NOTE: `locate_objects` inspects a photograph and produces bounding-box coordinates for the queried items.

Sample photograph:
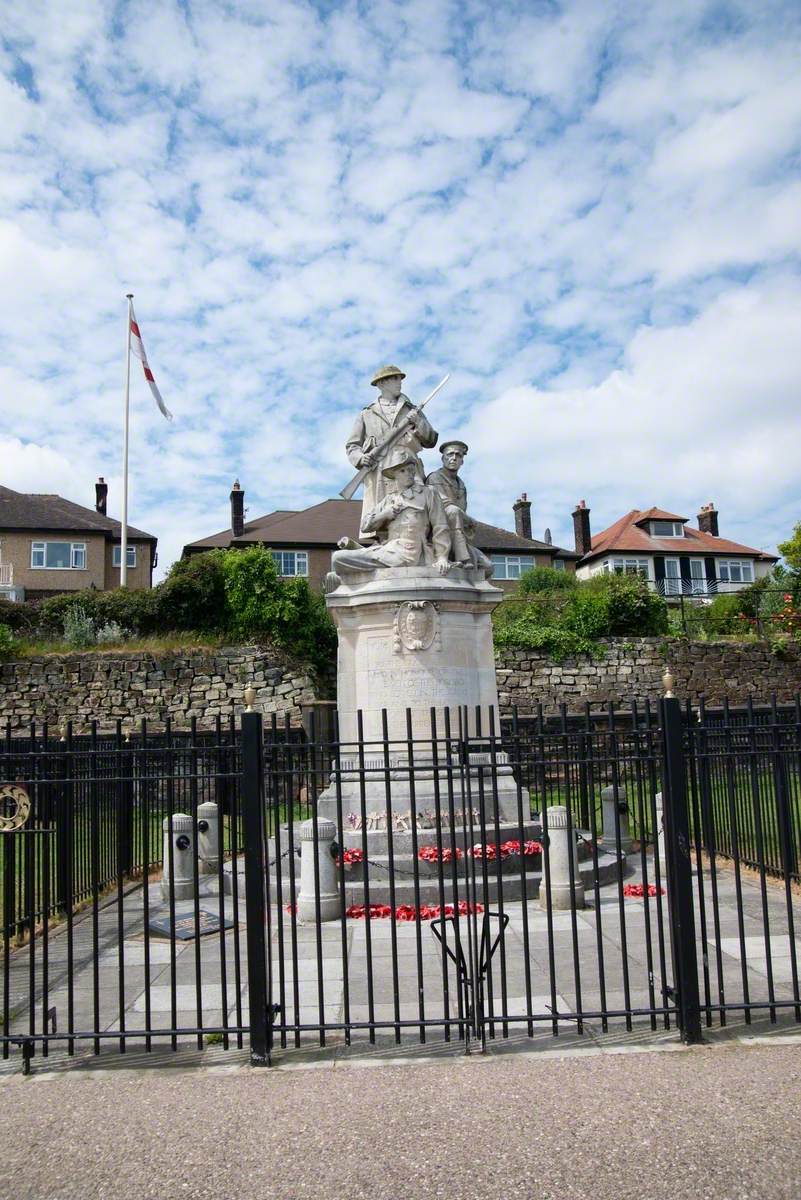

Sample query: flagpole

[121,293,133,588]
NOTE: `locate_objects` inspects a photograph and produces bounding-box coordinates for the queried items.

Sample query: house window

[552,558,566,571]
[651,521,685,537]
[271,550,308,577]
[113,545,137,568]
[605,558,649,577]
[717,561,754,585]
[30,541,87,570]
[690,560,706,593]
[664,559,681,595]
[490,555,535,580]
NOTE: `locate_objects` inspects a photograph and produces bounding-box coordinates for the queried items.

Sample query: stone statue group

[327,364,491,588]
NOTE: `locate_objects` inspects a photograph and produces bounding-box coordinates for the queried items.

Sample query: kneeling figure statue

[329,452,451,586]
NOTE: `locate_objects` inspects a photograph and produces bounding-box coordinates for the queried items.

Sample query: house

[572,501,778,596]
[183,483,578,593]
[0,479,157,601]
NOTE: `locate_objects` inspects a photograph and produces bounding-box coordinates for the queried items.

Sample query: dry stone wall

[495,638,801,713]
[0,645,324,730]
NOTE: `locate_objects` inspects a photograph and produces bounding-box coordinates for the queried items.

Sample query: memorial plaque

[148,908,235,941]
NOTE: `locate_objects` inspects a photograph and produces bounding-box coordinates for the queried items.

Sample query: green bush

[0,598,41,635]
[155,552,228,633]
[62,604,96,649]
[493,609,600,661]
[495,569,668,657]
[705,593,751,636]
[0,623,15,658]
[517,566,577,595]
[222,546,336,669]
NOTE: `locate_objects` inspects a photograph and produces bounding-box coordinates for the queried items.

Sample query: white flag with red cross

[129,303,172,421]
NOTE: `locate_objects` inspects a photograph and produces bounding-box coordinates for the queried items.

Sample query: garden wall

[0,645,327,730]
[495,638,801,713]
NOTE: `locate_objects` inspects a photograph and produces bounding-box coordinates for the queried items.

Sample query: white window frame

[271,550,309,578]
[30,540,87,570]
[651,520,685,538]
[608,557,650,578]
[717,560,754,585]
[490,554,536,580]
[113,545,137,569]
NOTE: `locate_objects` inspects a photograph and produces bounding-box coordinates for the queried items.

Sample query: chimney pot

[95,477,108,516]
[230,479,244,538]
[513,493,532,540]
[697,503,719,537]
[572,501,592,557]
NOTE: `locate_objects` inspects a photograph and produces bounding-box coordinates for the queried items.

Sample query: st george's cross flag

[129,303,173,421]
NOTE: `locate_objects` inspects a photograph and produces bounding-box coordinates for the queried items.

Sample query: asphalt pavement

[2,1033,800,1200]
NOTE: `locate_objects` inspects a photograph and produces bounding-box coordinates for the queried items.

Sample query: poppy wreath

[468,840,543,860]
[345,900,483,921]
[418,845,464,863]
[622,883,665,898]
[336,848,365,869]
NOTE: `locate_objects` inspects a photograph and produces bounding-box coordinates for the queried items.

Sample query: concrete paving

[4,853,801,1067]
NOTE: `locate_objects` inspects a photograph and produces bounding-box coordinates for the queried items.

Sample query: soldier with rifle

[343,365,446,541]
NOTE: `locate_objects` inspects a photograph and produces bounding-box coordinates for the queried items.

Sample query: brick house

[572,501,778,595]
[0,479,157,601]
[183,483,578,593]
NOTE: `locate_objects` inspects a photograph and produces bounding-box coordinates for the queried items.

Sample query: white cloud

[0,0,799,578]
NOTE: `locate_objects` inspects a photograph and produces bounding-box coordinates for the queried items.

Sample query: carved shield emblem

[394,601,439,653]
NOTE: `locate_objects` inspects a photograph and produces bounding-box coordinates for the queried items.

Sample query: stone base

[223,827,626,908]
[325,564,507,745]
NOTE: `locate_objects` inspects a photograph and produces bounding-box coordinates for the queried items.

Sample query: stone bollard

[197,801,220,875]
[161,813,195,901]
[298,817,340,922]
[540,805,585,910]
[600,785,633,855]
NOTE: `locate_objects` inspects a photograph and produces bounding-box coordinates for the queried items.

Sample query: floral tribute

[336,848,364,868]
[418,845,463,863]
[345,900,483,921]
[468,840,543,860]
[622,883,665,898]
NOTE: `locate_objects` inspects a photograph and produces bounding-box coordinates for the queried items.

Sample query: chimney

[230,479,244,538]
[513,493,532,540]
[543,528,552,545]
[95,477,108,516]
[697,503,719,537]
[572,500,592,557]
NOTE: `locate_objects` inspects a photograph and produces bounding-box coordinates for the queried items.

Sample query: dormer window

[651,520,684,538]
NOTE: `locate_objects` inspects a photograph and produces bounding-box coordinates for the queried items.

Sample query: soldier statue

[328,451,451,585]
[345,365,438,541]
[426,441,492,572]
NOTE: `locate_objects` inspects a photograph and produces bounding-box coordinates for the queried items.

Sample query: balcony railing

[0,564,13,586]
[649,578,752,599]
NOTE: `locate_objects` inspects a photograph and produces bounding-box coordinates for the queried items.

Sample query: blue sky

[1,0,800,576]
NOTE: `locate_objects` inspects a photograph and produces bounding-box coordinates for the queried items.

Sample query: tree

[778,521,801,572]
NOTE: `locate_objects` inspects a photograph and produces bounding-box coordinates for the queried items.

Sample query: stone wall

[0,644,327,730]
[495,638,801,713]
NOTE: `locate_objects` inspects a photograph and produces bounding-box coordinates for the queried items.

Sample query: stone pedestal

[298,818,340,921]
[600,785,633,855]
[317,565,520,824]
[161,813,195,901]
[540,805,585,910]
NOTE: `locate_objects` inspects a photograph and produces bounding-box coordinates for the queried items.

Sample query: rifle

[339,373,450,501]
